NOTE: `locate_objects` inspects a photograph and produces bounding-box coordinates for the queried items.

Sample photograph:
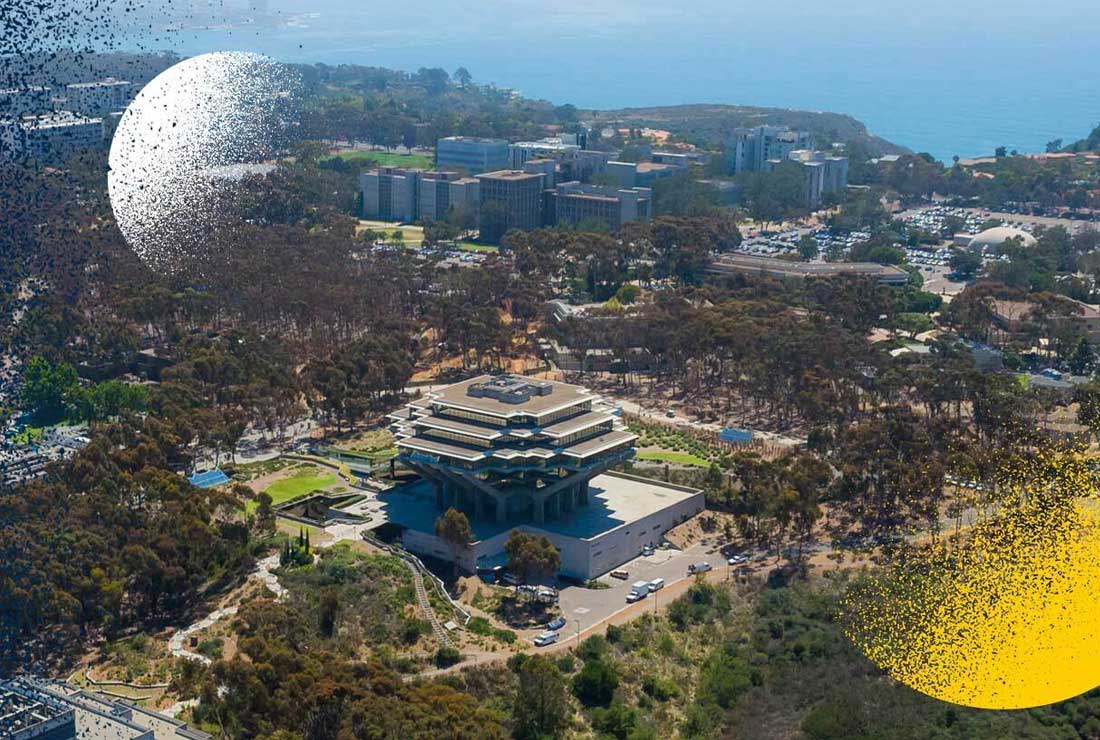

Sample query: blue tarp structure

[189,468,230,488]
[719,427,754,445]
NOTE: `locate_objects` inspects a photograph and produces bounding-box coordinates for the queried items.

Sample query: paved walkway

[167,553,287,664]
[167,606,240,666]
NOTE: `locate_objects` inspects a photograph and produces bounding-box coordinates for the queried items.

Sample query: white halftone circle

[108,52,297,272]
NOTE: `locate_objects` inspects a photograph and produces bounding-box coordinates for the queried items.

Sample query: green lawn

[455,241,499,253]
[12,425,45,445]
[328,150,434,169]
[636,451,711,467]
[358,221,425,246]
[250,468,337,513]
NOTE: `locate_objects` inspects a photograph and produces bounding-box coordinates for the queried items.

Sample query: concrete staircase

[407,560,452,648]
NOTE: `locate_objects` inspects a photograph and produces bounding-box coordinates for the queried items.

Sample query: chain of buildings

[363,126,848,237]
[728,125,850,207]
[0,78,137,160]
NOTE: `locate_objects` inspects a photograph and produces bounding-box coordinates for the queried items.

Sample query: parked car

[726,554,747,565]
[626,580,650,603]
[642,544,655,556]
[648,578,665,592]
[610,569,629,580]
[546,616,567,631]
[502,573,521,586]
[533,631,559,647]
[688,561,712,575]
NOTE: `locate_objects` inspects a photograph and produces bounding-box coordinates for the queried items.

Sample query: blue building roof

[189,468,230,488]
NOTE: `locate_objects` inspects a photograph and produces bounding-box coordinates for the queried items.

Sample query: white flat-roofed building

[1,112,104,159]
[0,86,53,118]
[64,78,135,117]
[728,125,812,174]
[549,181,652,231]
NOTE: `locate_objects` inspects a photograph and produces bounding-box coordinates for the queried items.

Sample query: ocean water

[127,0,1100,163]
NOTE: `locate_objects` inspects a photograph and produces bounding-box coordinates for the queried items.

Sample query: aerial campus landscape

[7,2,1100,739]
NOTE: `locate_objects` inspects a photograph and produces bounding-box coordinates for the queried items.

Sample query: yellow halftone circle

[846,498,1100,709]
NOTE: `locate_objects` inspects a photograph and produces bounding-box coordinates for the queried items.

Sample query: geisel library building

[383,374,704,580]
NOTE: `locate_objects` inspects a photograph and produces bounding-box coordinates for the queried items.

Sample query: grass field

[455,241,499,253]
[636,451,711,467]
[358,220,425,246]
[328,150,434,169]
[249,468,338,513]
[11,425,45,445]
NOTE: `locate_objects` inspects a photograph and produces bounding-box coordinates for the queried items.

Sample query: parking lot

[547,542,719,641]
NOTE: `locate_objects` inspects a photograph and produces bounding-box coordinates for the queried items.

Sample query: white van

[688,561,712,575]
[648,578,665,592]
[626,581,650,602]
[533,631,559,647]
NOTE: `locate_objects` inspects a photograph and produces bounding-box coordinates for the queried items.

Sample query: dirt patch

[665,511,739,550]
[245,462,307,495]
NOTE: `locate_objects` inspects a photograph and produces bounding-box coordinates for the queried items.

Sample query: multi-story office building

[0,86,53,118]
[2,112,105,159]
[521,157,559,185]
[436,136,509,174]
[360,166,419,221]
[447,177,481,222]
[386,374,703,578]
[64,78,135,117]
[476,170,546,242]
[509,137,608,182]
[764,149,849,207]
[509,137,580,169]
[549,182,652,231]
[362,166,487,224]
[418,171,462,221]
[605,160,681,188]
[728,125,812,174]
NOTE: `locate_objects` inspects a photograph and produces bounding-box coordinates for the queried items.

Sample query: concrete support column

[495,494,507,524]
[549,491,561,520]
[533,494,545,523]
[475,490,486,520]
[579,480,590,506]
[434,481,444,509]
[562,487,575,513]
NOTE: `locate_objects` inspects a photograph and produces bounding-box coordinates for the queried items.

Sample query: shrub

[434,646,462,668]
[196,638,223,660]
[572,658,619,707]
[590,701,638,740]
[400,617,430,644]
[576,634,609,663]
[555,653,576,674]
[641,674,680,701]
